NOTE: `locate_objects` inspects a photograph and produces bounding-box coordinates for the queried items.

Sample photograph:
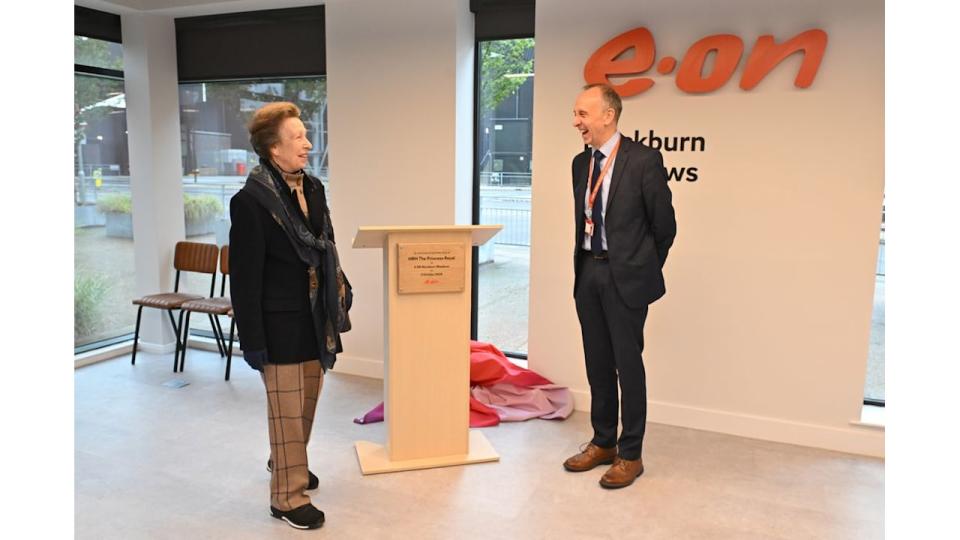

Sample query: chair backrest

[174,242,219,274]
[217,245,231,297]
[219,245,230,275]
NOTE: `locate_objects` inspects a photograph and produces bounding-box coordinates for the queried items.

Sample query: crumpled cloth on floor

[354,340,573,427]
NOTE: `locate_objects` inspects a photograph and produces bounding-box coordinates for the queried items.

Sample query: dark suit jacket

[229,175,333,364]
[572,134,677,308]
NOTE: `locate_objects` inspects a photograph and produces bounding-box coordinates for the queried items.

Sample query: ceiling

[76,0,327,18]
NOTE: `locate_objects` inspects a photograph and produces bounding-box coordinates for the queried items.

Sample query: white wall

[528,0,884,456]
[325,0,475,376]
[122,12,187,350]
[311,0,883,456]
[89,0,885,456]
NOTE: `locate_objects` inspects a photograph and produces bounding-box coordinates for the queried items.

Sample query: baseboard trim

[323,360,883,457]
[185,336,233,354]
[570,389,884,458]
[136,341,177,355]
[75,342,133,368]
[74,336,230,369]
[76,346,883,457]
[333,355,384,379]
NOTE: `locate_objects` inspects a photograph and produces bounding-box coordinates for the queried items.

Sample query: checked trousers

[261,360,324,510]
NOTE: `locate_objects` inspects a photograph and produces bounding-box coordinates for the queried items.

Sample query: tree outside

[479,39,534,114]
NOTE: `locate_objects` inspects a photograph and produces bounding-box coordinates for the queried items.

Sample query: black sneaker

[270,503,325,530]
[267,459,319,490]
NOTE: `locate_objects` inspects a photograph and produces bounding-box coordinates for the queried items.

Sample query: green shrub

[96,193,132,214]
[183,194,224,223]
[94,193,223,222]
[75,271,110,339]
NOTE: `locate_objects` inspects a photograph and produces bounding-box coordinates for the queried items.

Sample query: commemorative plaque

[397,243,466,294]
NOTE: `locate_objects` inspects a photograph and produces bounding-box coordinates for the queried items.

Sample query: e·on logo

[584,27,828,96]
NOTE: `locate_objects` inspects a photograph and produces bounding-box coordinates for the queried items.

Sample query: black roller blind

[471,0,535,40]
[176,5,325,82]
[75,5,122,43]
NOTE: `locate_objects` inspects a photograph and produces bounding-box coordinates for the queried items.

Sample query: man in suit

[562,84,677,489]
[230,102,336,529]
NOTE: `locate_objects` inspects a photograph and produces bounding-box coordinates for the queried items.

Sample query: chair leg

[179,311,192,373]
[225,318,236,381]
[170,309,186,372]
[131,305,144,365]
[167,310,184,352]
[208,313,226,358]
[212,314,228,356]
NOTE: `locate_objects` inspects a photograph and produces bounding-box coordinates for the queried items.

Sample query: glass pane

[476,39,535,355]
[177,78,329,335]
[75,74,134,348]
[864,202,885,402]
[75,36,124,71]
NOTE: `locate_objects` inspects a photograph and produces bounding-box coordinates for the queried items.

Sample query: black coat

[229,177,334,364]
[572,134,677,308]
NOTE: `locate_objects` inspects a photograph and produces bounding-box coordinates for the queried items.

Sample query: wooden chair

[178,245,235,380]
[131,241,219,371]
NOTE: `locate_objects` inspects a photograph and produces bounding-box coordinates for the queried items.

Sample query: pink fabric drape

[354,341,573,427]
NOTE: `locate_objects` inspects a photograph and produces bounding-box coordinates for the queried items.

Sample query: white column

[326,0,476,376]
[122,13,186,351]
[453,1,475,226]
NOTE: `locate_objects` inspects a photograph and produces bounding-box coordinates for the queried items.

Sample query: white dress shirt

[582,132,620,251]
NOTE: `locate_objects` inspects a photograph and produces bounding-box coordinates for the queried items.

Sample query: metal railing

[876,240,885,277]
[481,206,530,246]
[78,176,537,246]
[480,171,531,187]
[77,175,245,219]
[76,173,328,221]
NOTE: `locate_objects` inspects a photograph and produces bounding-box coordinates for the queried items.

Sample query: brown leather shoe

[563,442,617,472]
[599,456,644,488]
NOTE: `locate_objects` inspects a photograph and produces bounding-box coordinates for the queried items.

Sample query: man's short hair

[583,83,622,122]
[248,102,301,159]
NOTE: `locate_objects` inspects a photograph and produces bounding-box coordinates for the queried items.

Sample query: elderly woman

[229,102,351,530]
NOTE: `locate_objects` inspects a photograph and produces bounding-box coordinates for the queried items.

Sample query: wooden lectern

[352,225,502,475]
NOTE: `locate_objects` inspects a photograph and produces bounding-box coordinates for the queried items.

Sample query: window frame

[470,2,535,360]
[75,10,131,355]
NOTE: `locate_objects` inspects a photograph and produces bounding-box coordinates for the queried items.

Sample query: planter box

[185,216,217,237]
[104,212,218,239]
[105,212,133,238]
[75,204,106,228]
[215,218,230,246]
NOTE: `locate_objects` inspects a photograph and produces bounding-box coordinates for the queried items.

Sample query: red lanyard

[586,137,621,224]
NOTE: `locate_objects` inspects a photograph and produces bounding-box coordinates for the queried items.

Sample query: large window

[73,5,330,354]
[475,39,535,356]
[176,78,329,335]
[74,35,135,351]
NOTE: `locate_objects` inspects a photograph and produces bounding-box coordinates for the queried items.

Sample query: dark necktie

[591,149,605,255]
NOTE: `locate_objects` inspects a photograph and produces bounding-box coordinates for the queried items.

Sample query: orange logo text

[584,28,828,96]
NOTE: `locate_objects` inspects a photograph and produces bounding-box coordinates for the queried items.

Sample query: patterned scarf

[241,159,352,370]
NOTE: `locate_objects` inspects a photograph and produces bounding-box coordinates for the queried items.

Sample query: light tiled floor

[76,350,884,539]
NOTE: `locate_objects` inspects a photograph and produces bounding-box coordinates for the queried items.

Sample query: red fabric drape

[355,341,558,427]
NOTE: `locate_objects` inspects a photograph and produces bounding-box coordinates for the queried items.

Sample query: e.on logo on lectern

[584,27,828,96]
